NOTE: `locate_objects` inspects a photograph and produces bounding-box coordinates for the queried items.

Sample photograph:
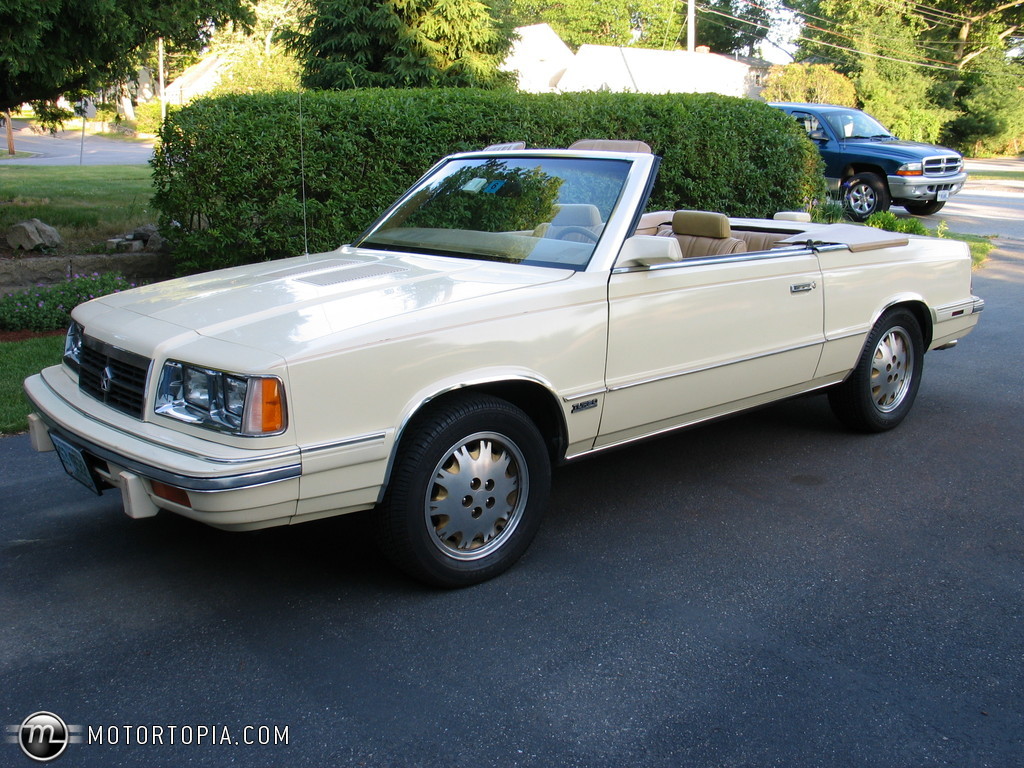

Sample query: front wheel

[842,173,891,221]
[902,200,946,216]
[828,308,924,432]
[377,393,551,587]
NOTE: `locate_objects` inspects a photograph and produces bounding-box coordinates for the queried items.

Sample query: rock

[146,233,167,253]
[7,219,62,251]
[117,239,145,252]
[6,222,43,251]
[133,224,159,241]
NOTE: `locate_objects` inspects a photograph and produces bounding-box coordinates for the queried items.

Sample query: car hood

[841,137,961,160]
[85,246,573,357]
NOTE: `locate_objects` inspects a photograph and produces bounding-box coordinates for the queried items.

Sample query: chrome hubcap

[847,182,877,216]
[425,432,527,560]
[870,326,914,413]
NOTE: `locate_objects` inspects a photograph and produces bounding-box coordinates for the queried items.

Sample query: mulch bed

[0,328,65,343]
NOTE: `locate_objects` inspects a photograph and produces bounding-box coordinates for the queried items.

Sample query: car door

[789,109,844,189]
[597,247,825,447]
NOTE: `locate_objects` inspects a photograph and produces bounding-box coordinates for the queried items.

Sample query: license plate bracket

[50,433,103,495]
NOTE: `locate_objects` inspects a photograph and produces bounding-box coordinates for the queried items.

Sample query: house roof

[557,44,750,96]
[502,24,754,97]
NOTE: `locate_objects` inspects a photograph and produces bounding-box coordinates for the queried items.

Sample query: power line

[744,0,963,58]
[697,3,963,70]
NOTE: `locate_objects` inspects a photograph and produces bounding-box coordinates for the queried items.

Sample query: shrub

[865,210,930,236]
[153,89,825,274]
[133,101,180,136]
[809,198,848,223]
[0,273,136,332]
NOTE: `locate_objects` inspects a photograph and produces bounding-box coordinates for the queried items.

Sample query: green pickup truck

[771,102,967,221]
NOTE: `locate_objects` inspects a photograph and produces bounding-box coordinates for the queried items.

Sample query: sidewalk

[964,157,1024,194]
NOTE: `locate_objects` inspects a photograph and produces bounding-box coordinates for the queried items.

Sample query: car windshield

[823,109,893,140]
[357,155,633,270]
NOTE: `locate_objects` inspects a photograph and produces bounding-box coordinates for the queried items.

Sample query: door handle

[790,282,817,294]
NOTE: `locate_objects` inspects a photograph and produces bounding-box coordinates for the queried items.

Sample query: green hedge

[152,89,824,274]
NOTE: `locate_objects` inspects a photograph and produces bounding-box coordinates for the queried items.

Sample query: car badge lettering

[571,398,599,414]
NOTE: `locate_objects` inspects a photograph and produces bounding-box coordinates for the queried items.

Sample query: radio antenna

[297,88,310,256]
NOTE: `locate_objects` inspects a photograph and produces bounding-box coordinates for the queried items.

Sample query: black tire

[828,308,924,433]
[842,172,891,221]
[377,393,551,588]
[902,200,946,216]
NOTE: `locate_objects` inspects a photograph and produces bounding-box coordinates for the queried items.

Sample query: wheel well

[888,300,933,349]
[417,382,568,463]
[842,164,888,184]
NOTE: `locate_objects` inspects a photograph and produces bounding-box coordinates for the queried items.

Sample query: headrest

[484,141,527,151]
[569,140,653,154]
[551,204,602,227]
[672,211,731,239]
[773,211,812,222]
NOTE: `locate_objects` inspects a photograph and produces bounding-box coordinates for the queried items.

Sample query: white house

[502,24,761,99]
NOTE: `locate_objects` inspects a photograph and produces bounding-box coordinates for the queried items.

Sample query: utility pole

[158,37,166,124]
[687,0,696,52]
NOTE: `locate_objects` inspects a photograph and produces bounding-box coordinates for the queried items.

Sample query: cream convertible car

[25,141,983,586]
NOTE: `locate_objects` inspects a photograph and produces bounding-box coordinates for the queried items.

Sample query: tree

[510,0,771,55]
[211,0,302,94]
[695,0,773,56]
[790,0,1023,149]
[510,0,680,49]
[761,63,857,105]
[0,0,255,113]
[289,0,517,90]
[791,0,955,141]
[942,50,1024,153]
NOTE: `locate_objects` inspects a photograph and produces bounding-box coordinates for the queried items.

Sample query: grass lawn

[955,231,995,267]
[0,335,64,434]
[970,170,1024,182]
[0,165,155,254]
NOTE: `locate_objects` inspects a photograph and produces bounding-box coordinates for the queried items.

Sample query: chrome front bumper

[25,370,301,492]
[887,171,968,201]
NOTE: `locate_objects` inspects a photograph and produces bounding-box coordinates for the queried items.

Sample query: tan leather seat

[732,230,790,251]
[668,211,746,258]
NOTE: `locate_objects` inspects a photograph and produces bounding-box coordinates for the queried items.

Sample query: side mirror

[808,129,828,143]
[615,235,683,268]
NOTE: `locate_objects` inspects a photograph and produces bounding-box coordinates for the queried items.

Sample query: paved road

[2,261,1022,762]
[1,120,154,166]
[896,157,1024,241]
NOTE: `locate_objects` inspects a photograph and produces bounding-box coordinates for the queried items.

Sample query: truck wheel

[828,308,924,433]
[842,173,891,221]
[903,200,946,216]
[377,393,550,588]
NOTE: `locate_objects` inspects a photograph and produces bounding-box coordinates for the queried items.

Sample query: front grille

[79,336,151,419]
[924,155,962,176]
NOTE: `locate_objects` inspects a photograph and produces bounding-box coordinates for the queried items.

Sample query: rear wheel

[377,393,550,588]
[828,308,924,432]
[903,200,946,216]
[842,173,891,221]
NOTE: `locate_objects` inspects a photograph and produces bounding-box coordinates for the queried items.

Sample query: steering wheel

[553,226,600,243]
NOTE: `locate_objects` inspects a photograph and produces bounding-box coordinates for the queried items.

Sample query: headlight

[897,162,923,176]
[156,361,287,436]
[63,322,84,372]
